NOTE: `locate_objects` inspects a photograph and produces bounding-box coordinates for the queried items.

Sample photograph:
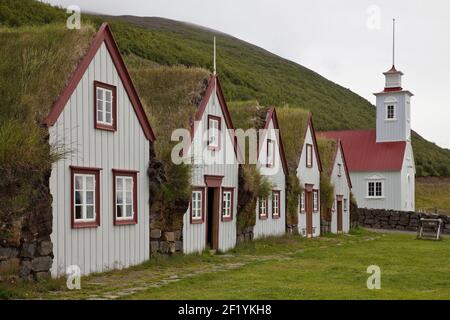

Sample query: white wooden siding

[297,124,321,237]
[49,42,150,277]
[254,118,286,239]
[183,90,239,254]
[330,147,351,233]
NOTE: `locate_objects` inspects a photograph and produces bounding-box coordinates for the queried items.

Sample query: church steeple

[374,19,413,143]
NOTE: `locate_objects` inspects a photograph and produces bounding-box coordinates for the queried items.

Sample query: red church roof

[317,129,406,172]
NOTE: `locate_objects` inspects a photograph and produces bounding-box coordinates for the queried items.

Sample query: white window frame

[313,190,319,212]
[338,163,342,177]
[267,139,275,167]
[96,86,114,126]
[272,191,280,217]
[191,190,203,220]
[259,197,267,218]
[367,180,384,198]
[74,174,96,222]
[222,190,232,219]
[299,192,305,213]
[306,144,313,168]
[344,199,348,211]
[115,176,134,221]
[208,116,220,149]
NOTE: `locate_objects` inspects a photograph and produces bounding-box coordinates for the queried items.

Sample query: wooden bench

[417,218,443,241]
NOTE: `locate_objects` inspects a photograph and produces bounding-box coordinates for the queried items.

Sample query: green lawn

[1,229,450,300]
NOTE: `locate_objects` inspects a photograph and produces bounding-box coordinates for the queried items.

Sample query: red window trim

[272,190,281,219]
[94,81,117,132]
[190,187,205,224]
[70,166,102,229]
[306,143,313,168]
[259,197,268,220]
[112,169,138,226]
[266,139,275,168]
[221,187,234,222]
[207,115,221,151]
[313,189,319,213]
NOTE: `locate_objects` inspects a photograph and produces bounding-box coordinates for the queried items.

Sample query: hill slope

[1,0,450,177]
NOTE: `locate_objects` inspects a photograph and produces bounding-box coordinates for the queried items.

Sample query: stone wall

[0,170,53,281]
[236,226,254,244]
[150,229,183,256]
[357,208,450,234]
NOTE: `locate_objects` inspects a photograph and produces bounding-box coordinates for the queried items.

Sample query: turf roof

[0,24,96,123]
[317,138,338,178]
[275,107,311,171]
[129,66,211,157]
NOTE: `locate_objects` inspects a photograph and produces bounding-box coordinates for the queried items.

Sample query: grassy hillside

[416,177,450,214]
[1,0,450,177]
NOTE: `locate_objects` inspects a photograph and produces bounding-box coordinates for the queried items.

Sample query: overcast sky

[45,0,450,149]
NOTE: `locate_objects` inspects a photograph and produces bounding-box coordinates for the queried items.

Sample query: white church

[320,58,416,212]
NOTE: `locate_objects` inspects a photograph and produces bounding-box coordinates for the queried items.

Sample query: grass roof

[129,66,210,158]
[275,107,311,171]
[317,138,338,178]
[228,101,270,132]
[0,23,96,124]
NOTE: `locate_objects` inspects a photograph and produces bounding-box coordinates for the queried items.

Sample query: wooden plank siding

[183,90,239,254]
[253,118,286,239]
[49,43,150,277]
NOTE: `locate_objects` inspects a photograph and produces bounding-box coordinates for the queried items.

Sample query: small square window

[272,191,280,219]
[386,105,396,120]
[191,188,204,223]
[113,170,138,226]
[94,81,117,131]
[259,197,268,219]
[71,167,101,229]
[368,180,383,198]
[222,188,234,221]
[266,139,275,168]
[306,144,313,168]
[207,115,221,150]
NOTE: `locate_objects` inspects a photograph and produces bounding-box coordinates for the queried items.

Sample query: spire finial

[392,18,396,67]
[213,36,217,75]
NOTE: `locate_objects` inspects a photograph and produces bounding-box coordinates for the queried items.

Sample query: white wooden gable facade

[45,24,155,277]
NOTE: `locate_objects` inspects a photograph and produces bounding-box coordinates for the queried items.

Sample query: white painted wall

[297,124,321,237]
[183,89,239,254]
[329,147,351,234]
[400,141,416,211]
[49,43,150,277]
[253,118,286,239]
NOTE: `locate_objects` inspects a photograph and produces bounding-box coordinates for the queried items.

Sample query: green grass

[416,177,450,214]
[2,229,450,300]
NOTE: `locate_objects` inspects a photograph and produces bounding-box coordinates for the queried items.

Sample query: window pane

[105,90,112,102]
[97,88,103,100]
[86,205,94,220]
[75,191,82,205]
[86,191,94,205]
[75,206,82,220]
[117,191,123,204]
[97,109,103,122]
[117,177,123,191]
[74,176,82,190]
[126,205,133,217]
[105,112,111,124]
[117,205,123,218]
[126,191,132,204]
[85,176,94,190]
[97,99,103,111]
[125,178,132,191]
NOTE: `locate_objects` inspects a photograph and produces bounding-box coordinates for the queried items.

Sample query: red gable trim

[300,114,323,172]
[263,108,289,176]
[193,74,242,161]
[44,23,155,142]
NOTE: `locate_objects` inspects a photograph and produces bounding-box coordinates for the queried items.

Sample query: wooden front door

[306,191,313,237]
[337,200,343,233]
[206,187,220,250]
